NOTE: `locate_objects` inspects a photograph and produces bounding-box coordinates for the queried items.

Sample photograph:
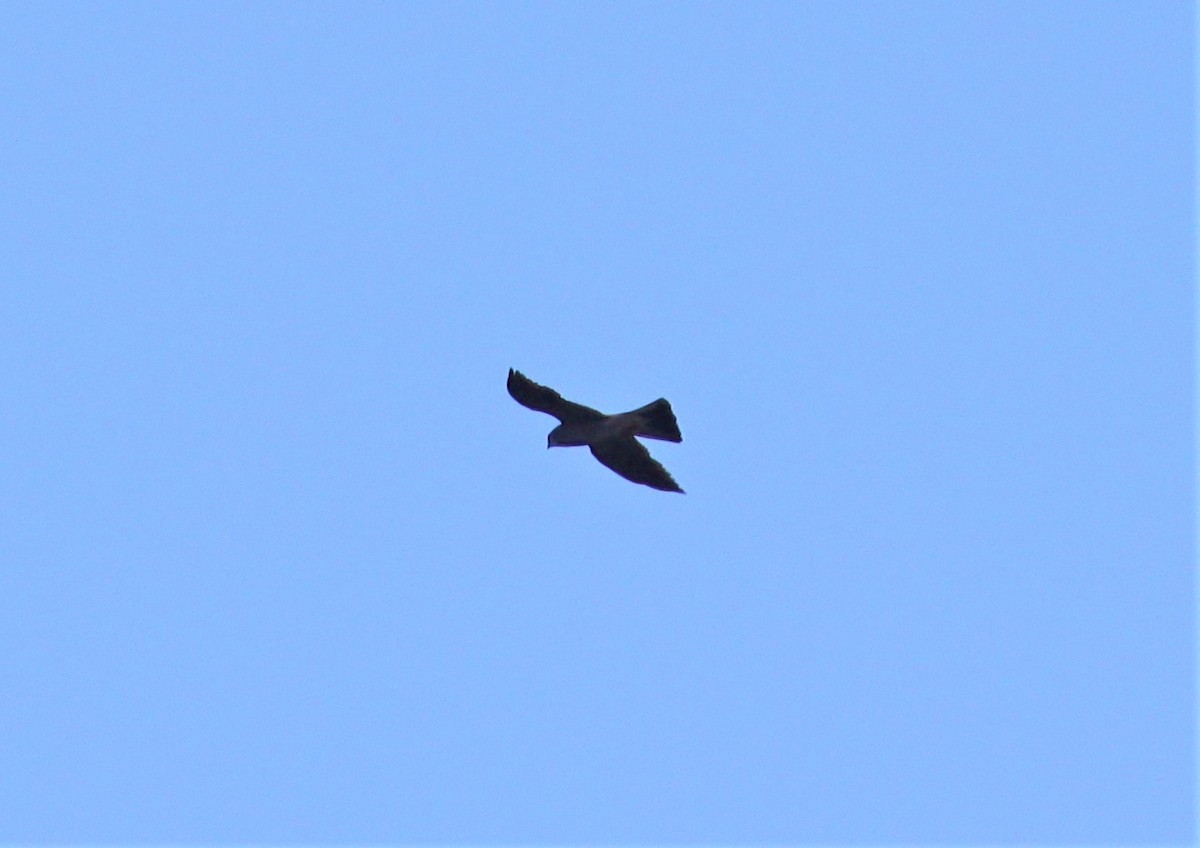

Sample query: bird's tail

[633,398,682,443]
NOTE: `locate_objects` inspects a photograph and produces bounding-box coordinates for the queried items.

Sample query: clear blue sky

[1,1,1193,843]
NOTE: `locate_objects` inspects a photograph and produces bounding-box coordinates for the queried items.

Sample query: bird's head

[547,423,588,448]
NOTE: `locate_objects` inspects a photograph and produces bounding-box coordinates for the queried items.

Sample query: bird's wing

[507,368,605,423]
[590,436,684,493]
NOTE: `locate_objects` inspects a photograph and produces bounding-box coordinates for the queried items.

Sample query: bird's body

[506,368,685,493]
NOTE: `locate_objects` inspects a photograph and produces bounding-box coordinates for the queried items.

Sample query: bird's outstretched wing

[507,369,605,423]
[590,437,684,493]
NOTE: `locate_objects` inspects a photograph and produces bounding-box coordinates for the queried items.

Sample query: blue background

[1,1,1194,842]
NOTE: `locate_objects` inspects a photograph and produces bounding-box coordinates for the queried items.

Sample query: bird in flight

[507,368,685,493]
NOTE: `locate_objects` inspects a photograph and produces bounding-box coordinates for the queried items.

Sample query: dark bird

[507,368,685,493]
